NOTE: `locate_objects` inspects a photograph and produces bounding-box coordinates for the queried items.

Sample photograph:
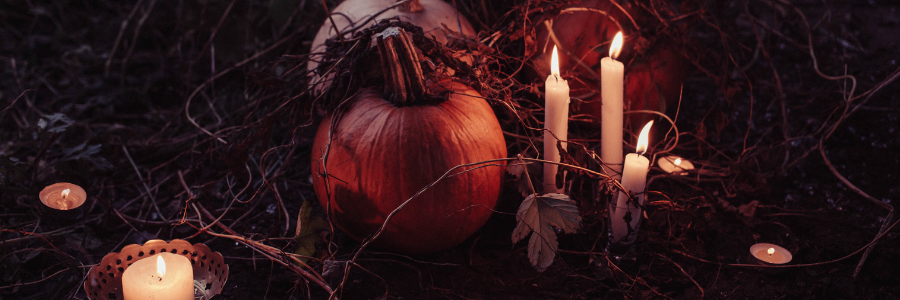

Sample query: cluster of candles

[542,31,688,242]
[540,32,793,263]
[39,184,199,299]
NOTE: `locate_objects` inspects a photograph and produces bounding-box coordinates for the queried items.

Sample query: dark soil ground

[2,0,899,299]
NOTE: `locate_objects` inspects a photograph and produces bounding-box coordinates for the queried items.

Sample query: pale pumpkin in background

[308,0,476,94]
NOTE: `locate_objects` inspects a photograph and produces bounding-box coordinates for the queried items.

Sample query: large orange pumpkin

[311,27,506,254]
[531,0,689,129]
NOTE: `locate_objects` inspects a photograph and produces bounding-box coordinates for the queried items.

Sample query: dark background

[1,0,899,299]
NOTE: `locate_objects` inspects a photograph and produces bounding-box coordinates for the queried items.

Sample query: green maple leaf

[511,193,581,272]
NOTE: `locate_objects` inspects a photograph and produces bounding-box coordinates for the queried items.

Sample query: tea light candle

[601,32,625,179]
[610,121,653,242]
[39,182,87,210]
[122,253,194,300]
[543,45,570,194]
[750,243,792,264]
[657,155,694,175]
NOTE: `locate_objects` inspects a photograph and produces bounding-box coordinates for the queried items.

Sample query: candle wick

[637,147,648,156]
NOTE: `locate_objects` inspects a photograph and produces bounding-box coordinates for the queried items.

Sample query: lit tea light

[657,155,694,175]
[750,243,792,264]
[39,182,87,210]
[122,252,194,300]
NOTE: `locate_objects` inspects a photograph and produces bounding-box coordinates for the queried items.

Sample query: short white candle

[657,155,694,175]
[610,121,652,242]
[39,182,87,210]
[750,243,792,264]
[543,45,570,193]
[601,32,625,179]
[122,253,194,300]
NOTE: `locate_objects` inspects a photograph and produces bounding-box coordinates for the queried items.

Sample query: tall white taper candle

[543,46,570,193]
[601,32,625,179]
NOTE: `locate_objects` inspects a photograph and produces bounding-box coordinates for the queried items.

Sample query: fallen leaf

[512,193,581,272]
[738,200,759,219]
[294,199,330,264]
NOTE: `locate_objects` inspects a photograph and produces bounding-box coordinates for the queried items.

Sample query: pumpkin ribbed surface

[311,82,506,254]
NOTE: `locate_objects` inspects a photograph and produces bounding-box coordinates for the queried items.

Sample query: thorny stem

[377,27,428,106]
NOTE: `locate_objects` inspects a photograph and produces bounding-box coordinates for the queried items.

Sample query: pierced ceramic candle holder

[85,239,229,300]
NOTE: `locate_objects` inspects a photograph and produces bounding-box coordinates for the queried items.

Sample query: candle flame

[609,32,623,59]
[61,189,70,199]
[767,247,775,256]
[636,120,653,155]
[673,158,682,166]
[157,255,166,277]
[550,45,560,77]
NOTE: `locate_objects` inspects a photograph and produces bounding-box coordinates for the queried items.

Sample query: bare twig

[672,217,900,268]
[1,89,34,114]
[104,0,146,77]
[119,0,159,86]
[122,145,169,223]
[185,29,304,144]
[657,254,704,298]
[853,210,893,278]
[0,268,69,290]
[197,0,237,61]
[321,0,345,43]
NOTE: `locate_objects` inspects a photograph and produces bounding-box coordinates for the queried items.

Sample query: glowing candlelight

[122,253,194,300]
[609,31,623,59]
[610,121,653,242]
[750,243,792,264]
[657,155,695,175]
[601,32,625,179]
[39,183,87,211]
[543,45,570,193]
[157,255,166,277]
[551,45,560,76]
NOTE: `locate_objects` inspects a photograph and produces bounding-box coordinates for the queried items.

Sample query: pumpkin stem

[397,0,423,13]
[377,27,427,106]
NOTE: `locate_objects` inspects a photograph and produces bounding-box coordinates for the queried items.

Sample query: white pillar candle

[610,121,653,242]
[601,32,625,180]
[543,45,570,193]
[122,253,194,300]
[657,155,695,175]
[39,182,87,210]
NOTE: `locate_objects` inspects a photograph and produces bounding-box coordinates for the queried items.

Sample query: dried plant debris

[512,193,582,272]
